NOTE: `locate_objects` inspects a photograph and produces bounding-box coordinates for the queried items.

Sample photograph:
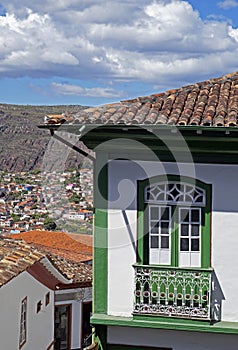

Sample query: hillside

[0,104,91,172]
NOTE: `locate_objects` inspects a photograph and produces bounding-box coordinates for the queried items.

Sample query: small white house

[0,237,92,350]
[0,239,55,350]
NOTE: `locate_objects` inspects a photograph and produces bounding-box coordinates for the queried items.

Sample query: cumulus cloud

[0,0,238,93]
[218,0,238,9]
[51,82,123,98]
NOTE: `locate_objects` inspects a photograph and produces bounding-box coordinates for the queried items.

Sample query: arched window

[137,176,211,268]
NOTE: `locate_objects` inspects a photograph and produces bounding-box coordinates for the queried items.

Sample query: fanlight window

[145,182,205,206]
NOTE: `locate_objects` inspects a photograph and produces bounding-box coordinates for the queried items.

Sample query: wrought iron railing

[133,264,213,320]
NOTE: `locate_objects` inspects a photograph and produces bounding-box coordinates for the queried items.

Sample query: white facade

[108,326,238,350]
[0,270,54,350]
[107,159,238,322]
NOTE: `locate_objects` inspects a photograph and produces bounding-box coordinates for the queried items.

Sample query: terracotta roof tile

[29,243,91,263]
[0,236,92,287]
[0,237,44,287]
[46,254,92,285]
[43,71,238,127]
[9,230,92,263]
[67,233,93,247]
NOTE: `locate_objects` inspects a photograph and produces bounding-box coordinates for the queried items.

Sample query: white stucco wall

[0,270,54,350]
[108,326,238,350]
[107,159,238,322]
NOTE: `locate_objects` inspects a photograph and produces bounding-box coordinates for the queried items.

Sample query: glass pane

[185,194,193,202]
[161,207,169,220]
[191,209,200,222]
[170,187,180,199]
[180,209,189,222]
[161,236,169,248]
[196,195,203,203]
[150,207,158,220]
[191,239,199,251]
[151,236,159,248]
[157,193,165,201]
[181,224,189,236]
[161,222,169,234]
[191,224,199,236]
[151,224,159,234]
[180,238,189,251]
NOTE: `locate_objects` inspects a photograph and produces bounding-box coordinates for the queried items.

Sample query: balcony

[133,264,213,321]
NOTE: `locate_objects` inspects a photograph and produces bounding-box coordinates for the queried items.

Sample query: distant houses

[0,169,93,234]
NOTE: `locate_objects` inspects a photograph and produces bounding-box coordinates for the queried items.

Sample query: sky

[0,0,238,106]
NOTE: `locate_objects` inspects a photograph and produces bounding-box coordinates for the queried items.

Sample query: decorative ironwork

[133,265,212,320]
[145,182,205,206]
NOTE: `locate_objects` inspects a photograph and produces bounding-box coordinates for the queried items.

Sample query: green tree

[44,217,57,231]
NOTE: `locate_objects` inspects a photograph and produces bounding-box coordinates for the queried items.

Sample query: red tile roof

[45,254,92,286]
[44,71,238,127]
[67,233,93,247]
[9,230,92,263]
[0,236,92,287]
[28,257,92,288]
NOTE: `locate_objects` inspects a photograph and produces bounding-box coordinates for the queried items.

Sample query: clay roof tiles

[0,236,92,287]
[9,230,92,263]
[47,254,92,284]
[0,237,44,287]
[44,72,238,127]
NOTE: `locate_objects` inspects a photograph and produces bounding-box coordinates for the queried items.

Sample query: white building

[42,71,238,350]
[0,238,92,350]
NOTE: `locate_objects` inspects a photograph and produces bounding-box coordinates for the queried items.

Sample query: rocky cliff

[0,104,90,172]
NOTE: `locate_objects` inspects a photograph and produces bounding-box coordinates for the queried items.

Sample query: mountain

[0,104,91,172]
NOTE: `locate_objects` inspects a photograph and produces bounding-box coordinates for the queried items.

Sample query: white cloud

[0,0,237,92]
[218,0,238,9]
[51,82,123,98]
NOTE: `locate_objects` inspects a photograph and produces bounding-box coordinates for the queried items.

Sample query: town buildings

[44,71,238,350]
[0,169,93,234]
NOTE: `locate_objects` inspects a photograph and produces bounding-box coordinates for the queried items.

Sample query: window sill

[91,313,238,335]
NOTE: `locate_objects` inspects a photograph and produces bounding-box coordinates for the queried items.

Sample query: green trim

[132,263,213,273]
[39,123,238,133]
[91,313,238,335]
[137,175,211,268]
[93,153,108,314]
[108,345,170,350]
[137,183,145,265]
[40,124,238,163]
[201,182,211,268]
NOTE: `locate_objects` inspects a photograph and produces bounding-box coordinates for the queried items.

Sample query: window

[19,297,27,348]
[36,301,42,313]
[45,292,50,307]
[137,176,211,268]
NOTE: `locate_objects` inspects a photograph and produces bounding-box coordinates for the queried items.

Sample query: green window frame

[137,175,211,268]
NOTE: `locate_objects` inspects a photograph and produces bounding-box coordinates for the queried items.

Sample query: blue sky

[0,0,238,106]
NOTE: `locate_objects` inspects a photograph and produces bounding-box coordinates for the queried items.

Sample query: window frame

[137,175,211,269]
[45,292,50,307]
[19,296,27,349]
